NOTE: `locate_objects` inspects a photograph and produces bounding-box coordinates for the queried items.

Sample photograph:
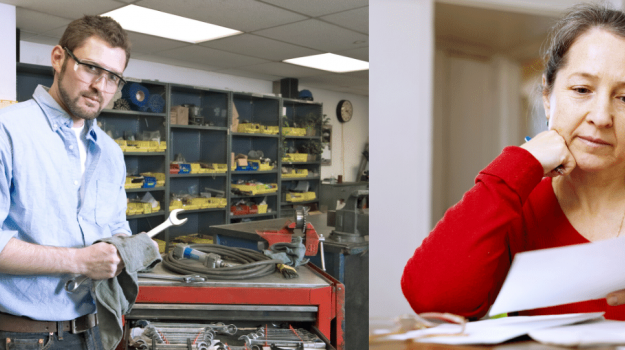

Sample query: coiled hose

[161,244,282,280]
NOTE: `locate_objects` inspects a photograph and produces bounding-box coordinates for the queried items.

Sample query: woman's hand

[607,290,625,306]
[520,130,576,177]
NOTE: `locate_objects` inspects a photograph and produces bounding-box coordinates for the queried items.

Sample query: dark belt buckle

[70,319,87,334]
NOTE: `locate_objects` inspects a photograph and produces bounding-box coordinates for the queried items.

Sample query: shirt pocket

[95,180,121,227]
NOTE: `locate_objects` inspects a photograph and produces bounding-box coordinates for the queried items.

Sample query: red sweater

[402,146,625,320]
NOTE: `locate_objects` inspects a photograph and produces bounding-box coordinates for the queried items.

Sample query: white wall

[0,3,16,101]
[19,41,368,182]
[370,0,434,318]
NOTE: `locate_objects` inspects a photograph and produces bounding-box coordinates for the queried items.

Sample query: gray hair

[543,3,625,95]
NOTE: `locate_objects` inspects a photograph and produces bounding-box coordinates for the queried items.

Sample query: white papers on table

[383,312,603,345]
[529,319,625,347]
[489,235,625,316]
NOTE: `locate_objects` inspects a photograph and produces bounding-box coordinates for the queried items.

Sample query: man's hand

[607,290,625,306]
[76,242,124,280]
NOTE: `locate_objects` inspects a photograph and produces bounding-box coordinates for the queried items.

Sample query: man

[0,15,157,349]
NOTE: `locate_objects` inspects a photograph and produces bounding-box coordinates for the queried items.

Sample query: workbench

[123,262,343,349]
[210,213,368,350]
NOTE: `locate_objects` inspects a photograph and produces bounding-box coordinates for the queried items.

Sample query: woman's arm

[401,146,544,319]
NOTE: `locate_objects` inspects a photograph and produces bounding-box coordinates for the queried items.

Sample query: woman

[402,3,625,320]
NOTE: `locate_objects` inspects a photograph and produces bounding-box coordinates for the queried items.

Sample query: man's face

[57,36,126,121]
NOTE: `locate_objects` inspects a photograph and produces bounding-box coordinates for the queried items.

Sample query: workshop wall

[19,41,369,183]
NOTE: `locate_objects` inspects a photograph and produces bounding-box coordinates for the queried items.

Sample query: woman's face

[544,27,625,173]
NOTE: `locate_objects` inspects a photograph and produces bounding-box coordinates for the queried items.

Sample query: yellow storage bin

[127,140,160,152]
[115,139,128,152]
[124,176,144,189]
[282,127,306,136]
[126,202,150,215]
[248,160,274,171]
[303,192,316,201]
[208,198,227,208]
[159,141,167,151]
[258,204,268,214]
[192,197,210,209]
[231,183,278,195]
[190,163,202,174]
[282,153,309,162]
[203,163,228,173]
[260,125,279,135]
[290,169,309,178]
[169,200,183,210]
[285,193,306,202]
[238,123,261,134]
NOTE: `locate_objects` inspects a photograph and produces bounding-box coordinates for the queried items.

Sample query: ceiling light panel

[284,53,369,73]
[102,5,241,44]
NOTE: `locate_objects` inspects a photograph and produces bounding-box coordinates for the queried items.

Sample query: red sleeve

[401,146,544,319]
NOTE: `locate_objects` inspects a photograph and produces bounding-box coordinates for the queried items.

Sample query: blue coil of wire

[121,83,150,111]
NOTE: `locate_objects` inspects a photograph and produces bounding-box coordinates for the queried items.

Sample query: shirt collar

[33,85,98,140]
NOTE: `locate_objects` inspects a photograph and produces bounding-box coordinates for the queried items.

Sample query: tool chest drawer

[122,316,335,350]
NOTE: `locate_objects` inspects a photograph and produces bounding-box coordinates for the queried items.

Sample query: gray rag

[263,236,309,267]
[93,234,162,350]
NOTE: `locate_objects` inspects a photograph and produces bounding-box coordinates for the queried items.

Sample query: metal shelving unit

[279,98,323,217]
[229,92,281,223]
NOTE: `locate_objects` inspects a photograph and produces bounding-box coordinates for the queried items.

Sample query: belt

[0,312,97,334]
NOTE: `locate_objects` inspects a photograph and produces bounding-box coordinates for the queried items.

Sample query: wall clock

[336,100,353,123]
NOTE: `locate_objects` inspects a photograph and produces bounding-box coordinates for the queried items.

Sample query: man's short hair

[59,15,132,68]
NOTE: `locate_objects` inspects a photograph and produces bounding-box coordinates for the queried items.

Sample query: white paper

[529,319,625,347]
[384,312,603,345]
[489,235,625,316]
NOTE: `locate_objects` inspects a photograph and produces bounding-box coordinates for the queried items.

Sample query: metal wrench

[137,273,205,283]
[65,209,188,292]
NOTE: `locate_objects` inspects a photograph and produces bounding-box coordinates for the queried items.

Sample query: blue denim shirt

[0,85,130,321]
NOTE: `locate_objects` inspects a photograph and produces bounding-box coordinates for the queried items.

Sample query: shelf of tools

[167,84,230,250]
[279,98,324,218]
[230,92,282,224]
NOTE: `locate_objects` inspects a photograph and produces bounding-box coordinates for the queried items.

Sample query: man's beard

[58,64,104,121]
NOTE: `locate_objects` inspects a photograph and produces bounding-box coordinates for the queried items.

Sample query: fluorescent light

[102,5,241,44]
[283,53,369,73]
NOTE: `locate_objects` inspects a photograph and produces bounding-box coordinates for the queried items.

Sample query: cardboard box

[235,153,248,167]
[231,152,235,168]
[231,102,239,132]
[170,106,189,125]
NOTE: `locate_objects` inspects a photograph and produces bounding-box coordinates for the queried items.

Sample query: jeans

[0,325,103,350]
